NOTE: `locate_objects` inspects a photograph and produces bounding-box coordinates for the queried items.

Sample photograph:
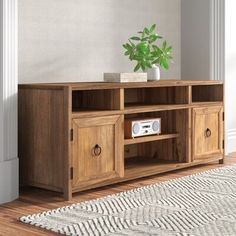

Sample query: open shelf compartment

[125,157,182,179]
[124,139,187,178]
[124,109,190,177]
[192,84,223,103]
[124,86,189,108]
[72,89,122,113]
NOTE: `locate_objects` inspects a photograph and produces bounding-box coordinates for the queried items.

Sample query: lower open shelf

[73,155,224,193]
[124,156,224,180]
[125,158,183,178]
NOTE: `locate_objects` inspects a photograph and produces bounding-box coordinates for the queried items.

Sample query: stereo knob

[152,120,160,132]
[132,123,140,135]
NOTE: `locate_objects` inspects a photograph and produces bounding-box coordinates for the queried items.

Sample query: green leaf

[134,63,141,72]
[140,63,146,72]
[152,46,162,57]
[152,45,158,50]
[150,24,156,33]
[126,43,132,50]
[146,61,152,69]
[130,52,135,60]
[123,44,127,49]
[144,27,149,35]
[163,41,167,49]
[124,51,130,56]
[166,46,172,52]
[137,42,149,54]
[161,59,169,70]
[128,40,134,47]
[147,55,155,61]
[149,34,159,44]
[141,37,149,42]
[130,36,140,41]
[141,31,145,38]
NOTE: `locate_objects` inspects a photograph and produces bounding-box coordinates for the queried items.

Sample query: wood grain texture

[0,155,235,236]
[72,89,122,111]
[72,115,124,191]
[19,80,224,91]
[124,102,223,115]
[175,109,190,163]
[18,81,225,200]
[68,155,224,192]
[144,86,189,105]
[124,156,224,180]
[18,88,68,192]
[63,87,72,200]
[192,84,223,102]
[192,106,224,160]
[70,102,223,118]
[124,134,179,145]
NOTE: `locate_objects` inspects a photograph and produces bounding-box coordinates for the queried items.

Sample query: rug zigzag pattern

[20,165,236,235]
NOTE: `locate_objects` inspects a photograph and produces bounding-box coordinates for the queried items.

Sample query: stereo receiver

[125,118,161,138]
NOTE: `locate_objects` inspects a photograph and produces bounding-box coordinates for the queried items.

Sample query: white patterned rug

[20,165,236,236]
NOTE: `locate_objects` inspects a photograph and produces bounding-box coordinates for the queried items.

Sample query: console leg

[63,184,72,201]
[219,159,224,164]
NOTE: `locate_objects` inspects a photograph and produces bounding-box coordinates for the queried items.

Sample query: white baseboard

[0,158,19,204]
[226,129,236,155]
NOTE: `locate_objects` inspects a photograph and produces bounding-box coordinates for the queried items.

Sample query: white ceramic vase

[147,64,160,81]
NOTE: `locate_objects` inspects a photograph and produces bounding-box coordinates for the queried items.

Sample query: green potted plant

[123,24,173,81]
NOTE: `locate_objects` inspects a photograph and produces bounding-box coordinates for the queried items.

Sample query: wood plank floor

[0,154,236,236]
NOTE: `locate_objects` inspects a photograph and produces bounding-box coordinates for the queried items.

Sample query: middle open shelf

[124,133,179,145]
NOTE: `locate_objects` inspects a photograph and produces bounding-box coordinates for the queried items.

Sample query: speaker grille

[152,120,160,132]
[132,123,140,135]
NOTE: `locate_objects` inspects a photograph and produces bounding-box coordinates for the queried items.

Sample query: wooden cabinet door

[72,115,124,189]
[192,106,224,160]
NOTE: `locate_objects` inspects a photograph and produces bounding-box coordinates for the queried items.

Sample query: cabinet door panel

[192,106,223,160]
[72,115,124,189]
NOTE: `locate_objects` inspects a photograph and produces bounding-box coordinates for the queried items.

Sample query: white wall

[225,0,236,154]
[19,0,181,83]
[181,0,211,81]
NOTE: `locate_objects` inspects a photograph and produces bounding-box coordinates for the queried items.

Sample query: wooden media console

[18,80,224,200]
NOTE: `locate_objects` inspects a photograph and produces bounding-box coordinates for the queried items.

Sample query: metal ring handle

[205,128,212,138]
[93,144,102,156]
